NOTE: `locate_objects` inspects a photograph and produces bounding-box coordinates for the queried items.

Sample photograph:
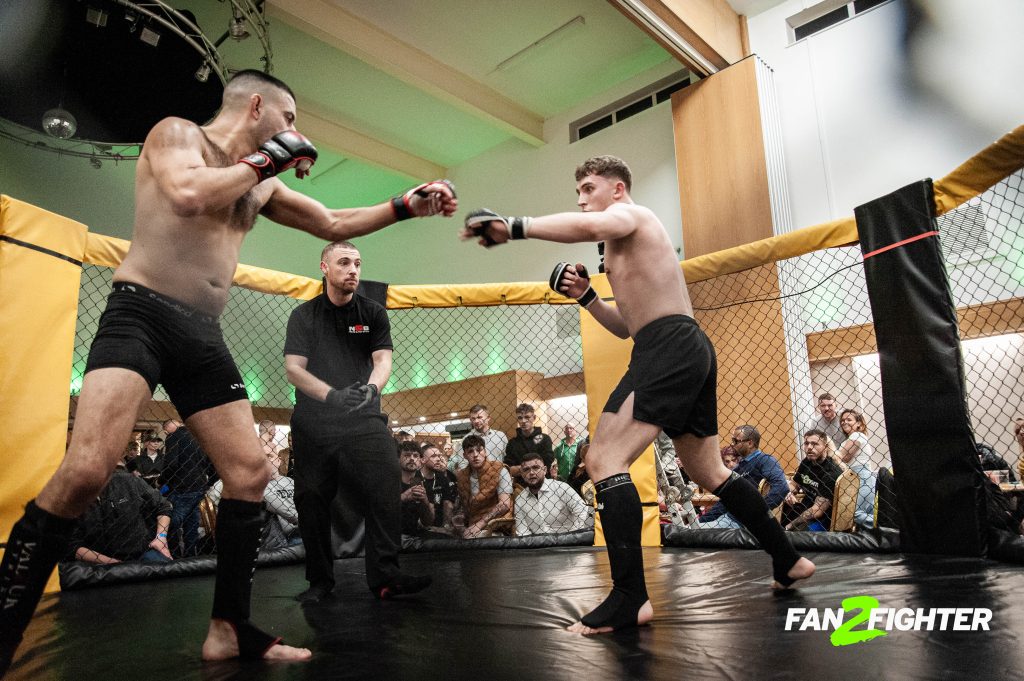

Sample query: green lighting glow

[412,359,430,388]
[448,353,466,382]
[243,368,264,402]
[486,347,505,375]
[289,384,296,406]
[69,361,85,396]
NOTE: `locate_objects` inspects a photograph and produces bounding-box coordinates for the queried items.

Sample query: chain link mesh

[62,170,1023,566]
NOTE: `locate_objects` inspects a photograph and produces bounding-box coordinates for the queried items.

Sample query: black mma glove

[549,262,597,308]
[391,179,458,221]
[463,209,531,247]
[239,131,318,182]
[326,382,379,414]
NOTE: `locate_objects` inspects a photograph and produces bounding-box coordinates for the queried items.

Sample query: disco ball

[41,108,78,139]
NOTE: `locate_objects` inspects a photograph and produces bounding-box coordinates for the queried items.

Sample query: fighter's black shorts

[603,314,717,439]
[84,282,248,420]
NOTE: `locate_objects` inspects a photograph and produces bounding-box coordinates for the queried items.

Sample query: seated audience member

[504,403,554,478]
[553,424,583,482]
[1014,417,1024,481]
[69,462,173,565]
[697,425,787,529]
[783,430,845,531]
[514,453,589,536]
[134,430,166,487]
[257,419,286,456]
[806,392,846,447]
[455,435,512,539]
[278,430,294,477]
[207,449,300,550]
[441,441,454,467]
[160,423,215,556]
[420,443,458,532]
[720,445,740,470]
[398,441,433,537]
[837,409,879,527]
[977,442,1018,483]
[396,430,415,444]
[123,439,141,471]
[567,443,591,498]
[449,404,507,472]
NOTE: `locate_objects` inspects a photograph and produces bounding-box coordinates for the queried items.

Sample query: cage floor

[7,547,1024,680]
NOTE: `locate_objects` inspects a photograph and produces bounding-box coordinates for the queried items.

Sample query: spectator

[441,441,454,467]
[977,442,1017,483]
[161,419,182,438]
[420,443,457,532]
[258,419,284,456]
[697,425,787,529]
[514,453,589,535]
[278,431,294,478]
[567,443,591,498]
[654,430,688,487]
[396,430,415,443]
[553,425,583,482]
[807,393,846,447]
[448,405,508,471]
[783,430,844,531]
[504,403,554,478]
[208,447,300,550]
[1013,417,1024,481]
[134,430,166,488]
[398,441,432,537]
[123,440,141,471]
[69,463,173,565]
[160,425,215,556]
[720,445,740,470]
[454,435,512,538]
[837,409,878,527]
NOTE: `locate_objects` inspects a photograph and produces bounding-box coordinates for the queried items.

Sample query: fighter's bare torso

[114,118,273,316]
[600,203,693,337]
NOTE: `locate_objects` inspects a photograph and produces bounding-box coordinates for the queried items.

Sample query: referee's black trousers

[291,413,401,591]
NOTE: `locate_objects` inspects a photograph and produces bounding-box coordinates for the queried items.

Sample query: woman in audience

[838,409,876,528]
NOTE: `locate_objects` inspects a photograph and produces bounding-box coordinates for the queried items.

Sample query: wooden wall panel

[671,58,772,257]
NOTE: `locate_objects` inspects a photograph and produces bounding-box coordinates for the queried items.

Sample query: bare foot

[566,600,654,635]
[772,557,816,590]
[201,619,312,662]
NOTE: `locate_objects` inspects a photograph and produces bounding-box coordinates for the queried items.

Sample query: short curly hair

[575,155,632,192]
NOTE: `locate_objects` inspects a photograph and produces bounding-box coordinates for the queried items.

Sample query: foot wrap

[221,619,283,660]
[211,499,265,621]
[375,574,432,600]
[713,472,800,585]
[0,501,76,675]
[581,474,648,631]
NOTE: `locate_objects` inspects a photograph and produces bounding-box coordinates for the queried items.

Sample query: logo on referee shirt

[349,324,370,333]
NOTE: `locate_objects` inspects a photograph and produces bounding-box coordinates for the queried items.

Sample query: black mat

[8,547,1024,680]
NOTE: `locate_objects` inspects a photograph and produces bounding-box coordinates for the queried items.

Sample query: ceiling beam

[267,0,545,146]
[298,107,446,181]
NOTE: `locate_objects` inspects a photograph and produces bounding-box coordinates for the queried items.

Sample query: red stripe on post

[862,230,940,260]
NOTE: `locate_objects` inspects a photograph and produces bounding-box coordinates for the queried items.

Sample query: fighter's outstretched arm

[263,179,457,242]
[460,203,642,247]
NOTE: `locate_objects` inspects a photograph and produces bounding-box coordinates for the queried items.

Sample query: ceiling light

[418,416,427,422]
[85,8,108,28]
[229,11,250,41]
[41,108,77,139]
[139,26,161,47]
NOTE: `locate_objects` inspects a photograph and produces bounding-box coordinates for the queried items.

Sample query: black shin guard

[713,472,801,586]
[211,499,265,623]
[580,474,649,630]
[1,501,76,674]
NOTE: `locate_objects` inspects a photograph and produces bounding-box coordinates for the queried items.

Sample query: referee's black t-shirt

[284,292,392,421]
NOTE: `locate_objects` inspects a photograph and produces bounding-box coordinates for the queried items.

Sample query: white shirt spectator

[514,479,589,536]
[208,476,298,534]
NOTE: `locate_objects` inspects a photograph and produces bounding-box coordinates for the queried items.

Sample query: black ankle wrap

[211,498,265,622]
[1,501,76,674]
[713,472,800,585]
[580,474,649,631]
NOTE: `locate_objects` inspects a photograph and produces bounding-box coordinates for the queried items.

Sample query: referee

[284,240,430,603]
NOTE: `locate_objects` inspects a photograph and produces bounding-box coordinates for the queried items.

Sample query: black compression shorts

[84,282,248,420]
[602,314,717,439]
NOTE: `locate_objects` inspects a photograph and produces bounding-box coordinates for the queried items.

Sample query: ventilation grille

[570,71,692,143]
[787,0,891,43]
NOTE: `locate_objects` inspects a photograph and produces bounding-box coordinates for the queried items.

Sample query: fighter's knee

[221,458,272,498]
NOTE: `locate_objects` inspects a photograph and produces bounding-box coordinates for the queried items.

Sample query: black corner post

[856,179,986,556]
